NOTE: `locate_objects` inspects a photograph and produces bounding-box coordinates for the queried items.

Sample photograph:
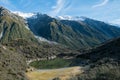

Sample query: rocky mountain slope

[27,13,120,49]
[0,6,37,43]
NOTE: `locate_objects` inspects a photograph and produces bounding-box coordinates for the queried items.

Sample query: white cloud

[12,11,35,18]
[110,19,120,25]
[92,0,109,8]
[49,0,66,16]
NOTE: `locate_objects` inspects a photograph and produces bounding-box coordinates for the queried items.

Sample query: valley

[26,58,84,80]
[0,6,120,80]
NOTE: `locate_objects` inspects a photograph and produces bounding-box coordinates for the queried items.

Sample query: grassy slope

[3,38,78,60]
[0,45,27,80]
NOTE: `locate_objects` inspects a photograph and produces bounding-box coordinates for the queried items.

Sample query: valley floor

[26,66,83,80]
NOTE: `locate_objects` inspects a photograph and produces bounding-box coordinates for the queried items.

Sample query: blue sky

[0,0,120,24]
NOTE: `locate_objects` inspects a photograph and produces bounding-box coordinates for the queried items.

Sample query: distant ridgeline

[27,13,120,49]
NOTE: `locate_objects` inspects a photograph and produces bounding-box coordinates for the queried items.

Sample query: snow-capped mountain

[27,13,120,49]
[56,15,86,21]
[12,11,35,18]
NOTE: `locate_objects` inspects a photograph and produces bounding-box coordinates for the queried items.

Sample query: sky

[0,0,120,24]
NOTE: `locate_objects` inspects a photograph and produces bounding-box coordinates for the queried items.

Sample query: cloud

[92,0,109,8]
[49,0,66,16]
[12,11,35,18]
[110,19,120,25]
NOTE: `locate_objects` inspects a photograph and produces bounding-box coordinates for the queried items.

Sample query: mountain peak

[12,11,35,18]
[0,6,11,15]
[29,13,51,19]
[55,15,87,21]
[0,6,6,10]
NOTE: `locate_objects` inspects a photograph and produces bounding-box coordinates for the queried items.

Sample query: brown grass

[26,66,83,80]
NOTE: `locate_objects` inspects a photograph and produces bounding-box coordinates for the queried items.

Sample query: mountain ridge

[27,13,120,49]
[0,6,38,43]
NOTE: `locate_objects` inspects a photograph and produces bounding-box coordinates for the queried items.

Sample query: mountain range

[0,6,120,80]
[27,13,120,49]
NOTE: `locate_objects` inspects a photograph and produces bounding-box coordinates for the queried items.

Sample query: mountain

[0,7,80,80]
[77,37,120,63]
[0,6,120,80]
[56,16,85,21]
[75,37,120,80]
[27,13,120,49]
[0,6,37,44]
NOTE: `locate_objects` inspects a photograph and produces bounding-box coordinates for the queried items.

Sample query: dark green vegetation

[30,58,72,69]
[0,6,37,43]
[0,45,27,80]
[27,14,120,49]
[65,63,120,80]
[78,63,120,80]
[68,37,120,80]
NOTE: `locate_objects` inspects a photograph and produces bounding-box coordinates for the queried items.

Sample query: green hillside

[27,14,120,49]
[74,37,120,80]
[0,6,37,43]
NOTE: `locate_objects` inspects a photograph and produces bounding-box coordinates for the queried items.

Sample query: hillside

[0,6,37,43]
[0,45,27,80]
[27,14,120,49]
[75,37,120,80]
[77,37,120,62]
[3,38,78,60]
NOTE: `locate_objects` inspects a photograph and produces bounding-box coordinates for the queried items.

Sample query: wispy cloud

[19,0,32,9]
[0,0,17,10]
[49,0,66,16]
[92,0,109,8]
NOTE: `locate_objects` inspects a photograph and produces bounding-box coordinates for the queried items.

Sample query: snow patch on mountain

[0,31,3,40]
[12,11,35,18]
[56,15,86,21]
[35,36,57,44]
